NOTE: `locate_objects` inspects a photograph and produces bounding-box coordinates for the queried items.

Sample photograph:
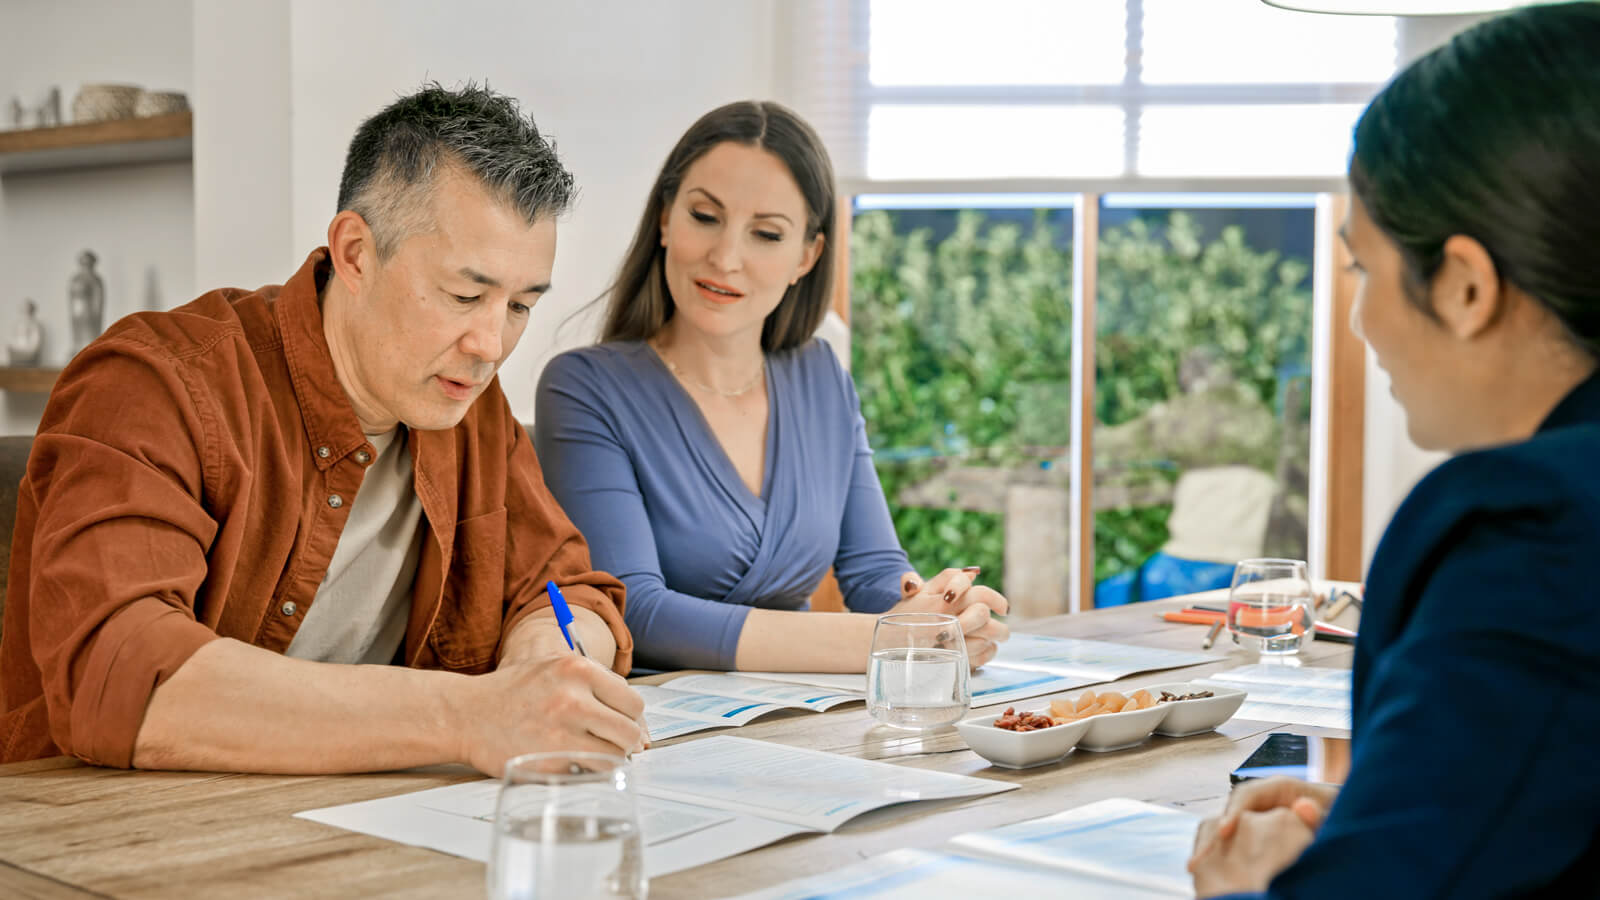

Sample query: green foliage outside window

[850,208,1313,590]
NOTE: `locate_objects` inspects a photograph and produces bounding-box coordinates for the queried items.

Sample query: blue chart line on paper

[730,798,1198,899]
[636,673,868,741]
[744,634,1218,709]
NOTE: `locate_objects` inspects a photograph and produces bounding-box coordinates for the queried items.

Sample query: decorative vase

[68,250,105,357]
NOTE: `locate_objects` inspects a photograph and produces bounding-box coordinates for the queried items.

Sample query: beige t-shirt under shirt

[285,427,424,665]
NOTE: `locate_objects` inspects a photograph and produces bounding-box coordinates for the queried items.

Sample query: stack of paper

[746,634,1217,708]
[729,798,1200,899]
[1198,664,1352,730]
[296,736,1017,879]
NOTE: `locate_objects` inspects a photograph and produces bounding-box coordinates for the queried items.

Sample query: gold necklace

[658,352,765,398]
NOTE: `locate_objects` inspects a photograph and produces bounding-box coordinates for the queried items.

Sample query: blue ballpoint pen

[545,580,590,659]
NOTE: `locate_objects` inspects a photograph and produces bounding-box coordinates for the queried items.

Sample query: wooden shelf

[0,111,192,175]
[0,367,63,393]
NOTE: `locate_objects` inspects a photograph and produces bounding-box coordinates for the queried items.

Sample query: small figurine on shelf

[8,300,45,367]
[38,87,63,128]
[68,250,105,357]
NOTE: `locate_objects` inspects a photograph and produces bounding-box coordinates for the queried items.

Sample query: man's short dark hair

[337,82,576,258]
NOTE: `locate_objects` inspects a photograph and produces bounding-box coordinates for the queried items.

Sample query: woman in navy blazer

[1189,4,1600,897]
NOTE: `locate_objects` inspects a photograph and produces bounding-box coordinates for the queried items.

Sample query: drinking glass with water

[1227,558,1315,655]
[867,612,971,729]
[487,752,646,900]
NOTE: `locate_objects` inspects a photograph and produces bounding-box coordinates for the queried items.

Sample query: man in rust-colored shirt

[0,84,645,774]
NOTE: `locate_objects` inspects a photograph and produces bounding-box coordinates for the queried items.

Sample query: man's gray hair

[337,82,576,258]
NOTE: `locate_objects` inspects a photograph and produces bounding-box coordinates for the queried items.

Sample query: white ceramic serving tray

[953,682,1248,767]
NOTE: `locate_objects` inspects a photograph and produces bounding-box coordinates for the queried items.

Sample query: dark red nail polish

[943,590,956,604]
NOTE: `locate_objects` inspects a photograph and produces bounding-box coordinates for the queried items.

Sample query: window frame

[816,0,1377,608]
[837,189,1363,609]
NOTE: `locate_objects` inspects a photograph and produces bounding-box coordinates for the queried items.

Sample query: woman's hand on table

[890,567,1010,669]
[1188,776,1332,896]
[1189,805,1319,898]
[1191,775,1338,860]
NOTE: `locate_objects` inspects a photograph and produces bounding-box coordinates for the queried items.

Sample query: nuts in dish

[990,688,1220,731]
[992,707,1058,731]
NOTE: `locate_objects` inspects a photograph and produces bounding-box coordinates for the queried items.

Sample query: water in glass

[487,752,645,900]
[866,613,970,729]
[488,813,643,900]
[867,646,969,728]
[1228,558,1315,655]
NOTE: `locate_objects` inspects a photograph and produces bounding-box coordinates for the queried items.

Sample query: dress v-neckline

[645,344,778,513]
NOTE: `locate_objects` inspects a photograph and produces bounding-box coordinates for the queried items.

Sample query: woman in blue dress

[1188,4,1600,897]
[535,102,1010,672]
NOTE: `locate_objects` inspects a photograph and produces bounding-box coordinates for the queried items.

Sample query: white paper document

[1199,663,1352,730]
[633,736,1015,832]
[730,798,1199,899]
[747,634,1215,708]
[639,673,865,740]
[296,736,1015,879]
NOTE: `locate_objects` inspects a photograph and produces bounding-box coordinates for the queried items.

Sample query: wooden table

[0,595,1354,899]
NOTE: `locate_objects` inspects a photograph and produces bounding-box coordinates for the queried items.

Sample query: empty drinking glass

[486,752,646,900]
[867,612,970,729]
[1227,558,1316,655]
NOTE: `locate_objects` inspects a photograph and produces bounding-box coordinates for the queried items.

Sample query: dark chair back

[0,435,33,629]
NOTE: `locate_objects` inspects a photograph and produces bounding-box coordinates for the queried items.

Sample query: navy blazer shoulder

[1248,373,1600,899]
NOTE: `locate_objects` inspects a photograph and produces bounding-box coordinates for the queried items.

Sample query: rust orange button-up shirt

[0,249,631,767]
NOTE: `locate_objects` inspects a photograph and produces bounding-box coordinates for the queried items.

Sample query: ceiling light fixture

[1262,1,1544,14]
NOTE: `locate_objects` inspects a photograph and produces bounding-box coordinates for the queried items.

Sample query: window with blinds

[785,0,1398,184]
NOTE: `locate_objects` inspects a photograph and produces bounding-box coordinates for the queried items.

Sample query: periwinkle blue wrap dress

[534,339,910,671]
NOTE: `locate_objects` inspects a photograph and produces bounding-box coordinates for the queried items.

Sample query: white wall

[7,0,784,433]
[1356,14,1489,567]
[192,1,293,291]
[261,0,780,422]
[0,0,195,434]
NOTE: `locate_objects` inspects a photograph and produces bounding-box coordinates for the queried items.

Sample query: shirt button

[355,449,372,464]
[328,494,344,509]
[316,446,331,459]
[281,601,297,617]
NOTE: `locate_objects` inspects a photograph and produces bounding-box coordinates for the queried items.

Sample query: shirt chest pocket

[428,507,508,673]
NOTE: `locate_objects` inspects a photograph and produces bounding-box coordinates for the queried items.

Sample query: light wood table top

[0,595,1354,899]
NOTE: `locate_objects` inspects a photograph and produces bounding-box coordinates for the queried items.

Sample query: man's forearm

[500,606,618,669]
[131,638,472,773]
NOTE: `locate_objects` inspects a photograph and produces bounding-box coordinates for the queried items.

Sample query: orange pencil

[1162,609,1225,625]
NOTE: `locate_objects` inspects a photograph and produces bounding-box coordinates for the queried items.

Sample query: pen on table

[1324,589,1356,622]
[545,580,590,659]
[1201,620,1224,650]
[1163,609,1224,625]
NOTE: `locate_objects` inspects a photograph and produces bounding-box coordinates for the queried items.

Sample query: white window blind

[783,0,1398,185]
[867,105,1125,179]
[869,0,1125,86]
